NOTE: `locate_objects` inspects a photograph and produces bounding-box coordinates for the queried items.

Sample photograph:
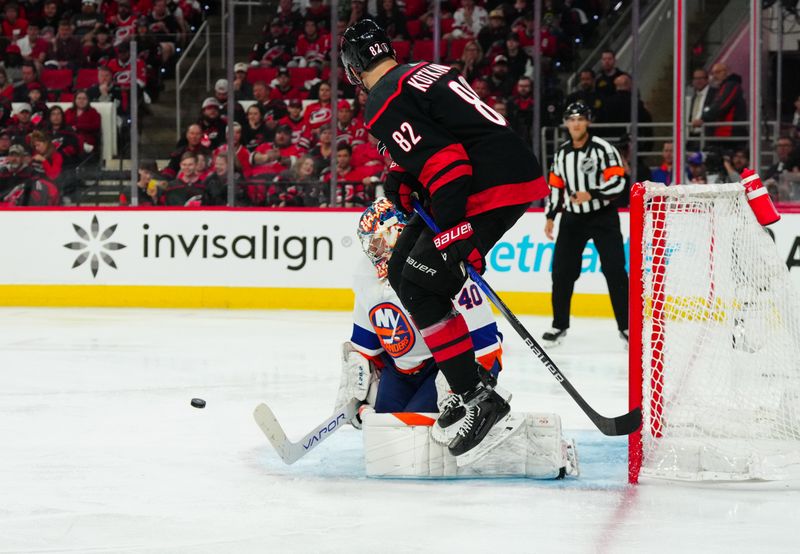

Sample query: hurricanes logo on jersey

[369,302,415,357]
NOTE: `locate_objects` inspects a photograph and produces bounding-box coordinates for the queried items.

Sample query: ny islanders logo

[369,302,415,357]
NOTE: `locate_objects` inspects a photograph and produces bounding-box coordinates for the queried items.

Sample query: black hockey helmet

[563,101,592,121]
[340,19,395,86]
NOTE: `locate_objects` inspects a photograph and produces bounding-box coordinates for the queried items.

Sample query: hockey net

[628,182,800,482]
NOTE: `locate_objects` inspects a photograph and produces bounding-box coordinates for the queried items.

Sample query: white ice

[1,307,799,553]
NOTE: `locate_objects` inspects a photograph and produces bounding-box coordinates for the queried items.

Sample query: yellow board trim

[0,285,615,317]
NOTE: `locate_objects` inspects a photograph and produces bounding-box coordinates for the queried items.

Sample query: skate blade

[455,412,525,468]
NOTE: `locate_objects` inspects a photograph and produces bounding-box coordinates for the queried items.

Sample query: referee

[542,101,629,347]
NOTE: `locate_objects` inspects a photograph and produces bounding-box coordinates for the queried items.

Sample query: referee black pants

[551,206,628,332]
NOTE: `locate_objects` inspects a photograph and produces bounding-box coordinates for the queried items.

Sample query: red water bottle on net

[740,168,780,226]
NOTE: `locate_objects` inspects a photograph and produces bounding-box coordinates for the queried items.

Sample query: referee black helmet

[341,20,396,86]
[563,101,592,122]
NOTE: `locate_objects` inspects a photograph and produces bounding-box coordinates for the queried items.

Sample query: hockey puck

[191,398,206,409]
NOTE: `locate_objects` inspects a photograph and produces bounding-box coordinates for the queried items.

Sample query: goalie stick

[412,198,641,437]
[253,399,360,464]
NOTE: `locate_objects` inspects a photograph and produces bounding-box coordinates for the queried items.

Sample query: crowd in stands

[0,0,208,205]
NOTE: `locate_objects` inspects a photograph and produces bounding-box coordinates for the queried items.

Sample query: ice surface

[1,308,798,553]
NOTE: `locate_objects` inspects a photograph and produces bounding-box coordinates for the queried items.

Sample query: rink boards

[1,207,798,315]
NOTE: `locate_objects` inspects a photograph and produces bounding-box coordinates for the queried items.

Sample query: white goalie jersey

[349,258,502,371]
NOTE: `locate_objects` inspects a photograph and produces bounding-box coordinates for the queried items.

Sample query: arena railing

[175,20,211,140]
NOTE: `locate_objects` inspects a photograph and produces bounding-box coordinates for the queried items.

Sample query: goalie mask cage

[628,182,800,483]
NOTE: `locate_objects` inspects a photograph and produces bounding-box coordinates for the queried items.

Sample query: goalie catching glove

[433,221,485,277]
[335,342,379,429]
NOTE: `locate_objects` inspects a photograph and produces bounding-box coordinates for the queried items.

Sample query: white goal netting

[637,182,800,481]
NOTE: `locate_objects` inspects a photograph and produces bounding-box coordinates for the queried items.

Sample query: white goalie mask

[357,197,408,279]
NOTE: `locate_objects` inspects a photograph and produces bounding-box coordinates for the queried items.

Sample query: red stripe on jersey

[420,313,473,365]
[366,63,428,129]
[464,176,549,216]
[430,338,473,364]
[428,163,472,196]
[419,143,471,189]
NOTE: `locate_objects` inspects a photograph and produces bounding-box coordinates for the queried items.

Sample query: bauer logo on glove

[433,221,485,276]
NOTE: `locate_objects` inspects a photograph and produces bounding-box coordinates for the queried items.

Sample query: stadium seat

[440,18,454,35]
[288,67,316,88]
[391,40,411,63]
[448,38,470,61]
[75,68,99,90]
[41,69,74,99]
[247,67,278,84]
[404,0,426,18]
[406,20,422,39]
[411,40,447,62]
[59,92,74,102]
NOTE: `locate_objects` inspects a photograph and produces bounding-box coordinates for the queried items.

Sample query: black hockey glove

[433,221,485,277]
[383,170,414,215]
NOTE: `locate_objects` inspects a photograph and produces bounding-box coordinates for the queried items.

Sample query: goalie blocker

[362,408,579,479]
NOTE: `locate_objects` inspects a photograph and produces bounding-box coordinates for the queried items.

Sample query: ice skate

[542,328,567,347]
[448,382,519,466]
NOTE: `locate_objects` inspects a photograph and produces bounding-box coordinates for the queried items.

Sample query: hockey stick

[253,399,360,464]
[412,199,641,436]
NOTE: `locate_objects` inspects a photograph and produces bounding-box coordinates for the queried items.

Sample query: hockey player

[336,198,503,426]
[340,20,548,459]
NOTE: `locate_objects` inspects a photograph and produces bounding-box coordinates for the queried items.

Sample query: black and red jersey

[364,62,547,229]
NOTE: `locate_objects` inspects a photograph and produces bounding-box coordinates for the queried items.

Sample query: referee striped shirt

[545,134,626,219]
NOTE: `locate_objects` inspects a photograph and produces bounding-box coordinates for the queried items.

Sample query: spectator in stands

[686,68,712,149]
[45,105,81,168]
[233,62,253,99]
[352,86,368,121]
[595,49,626,101]
[274,154,316,206]
[304,0,329,29]
[0,143,35,201]
[790,94,800,139]
[83,25,114,66]
[303,80,332,131]
[352,132,386,175]
[29,130,62,181]
[27,83,48,122]
[251,19,293,67]
[212,78,245,127]
[108,0,136,45]
[508,75,533,143]
[0,68,13,100]
[17,22,50,69]
[478,9,509,54]
[448,0,489,39]
[615,132,651,208]
[213,122,253,178]
[692,63,747,147]
[599,73,652,141]
[164,123,210,178]
[161,151,204,205]
[566,69,603,119]
[501,32,532,82]
[197,97,226,149]
[487,55,514,98]
[722,148,749,183]
[50,19,82,69]
[274,0,303,37]
[764,136,799,181]
[0,128,10,163]
[65,90,102,157]
[13,61,42,101]
[294,18,330,67]
[147,0,184,62]
[686,151,716,184]
[375,0,406,40]
[136,159,164,205]
[73,0,104,39]
[3,43,24,84]
[326,142,369,207]
[251,123,303,179]
[2,3,28,42]
[346,0,373,27]
[459,40,485,84]
[197,152,232,206]
[8,102,34,142]
[87,65,122,111]
[650,141,673,185]
[334,99,366,146]
[270,67,301,102]
[107,40,147,116]
[309,125,333,174]
[36,0,62,32]
[242,103,272,150]
[251,80,287,130]
[470,76,494,104]
[279,98,310,149]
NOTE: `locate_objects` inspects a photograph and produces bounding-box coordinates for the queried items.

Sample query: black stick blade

[594,406,642,437]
